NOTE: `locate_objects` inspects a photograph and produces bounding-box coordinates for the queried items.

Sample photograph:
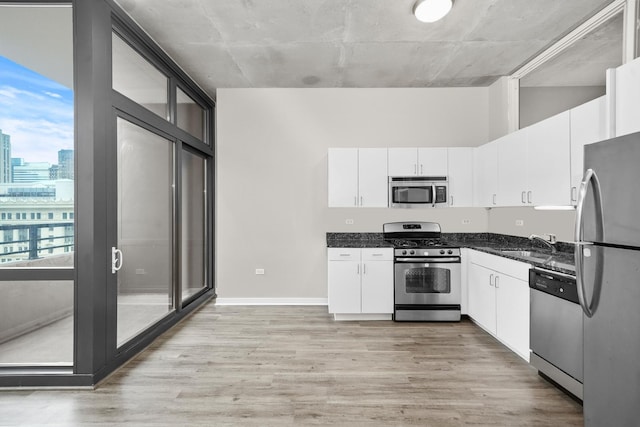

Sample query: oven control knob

[447,250,453,254]
[402,250,407,255]
[440,249,445,254]
[409,250,415,255]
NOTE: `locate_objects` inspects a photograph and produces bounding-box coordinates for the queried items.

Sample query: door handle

[527,190,532,204]
[494,276,499,288]
[571,186,577,202]
[489,273,494,286]
[432,185,436,207]
[111,246,123,274]
[521,191,526,204]
[575,168,604,318]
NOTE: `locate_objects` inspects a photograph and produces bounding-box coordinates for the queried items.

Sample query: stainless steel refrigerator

[575,131,640,426]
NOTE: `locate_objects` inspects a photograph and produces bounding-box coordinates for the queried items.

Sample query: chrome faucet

[529,234,557,254]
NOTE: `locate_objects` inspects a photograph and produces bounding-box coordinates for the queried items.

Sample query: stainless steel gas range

[383,222,461,322]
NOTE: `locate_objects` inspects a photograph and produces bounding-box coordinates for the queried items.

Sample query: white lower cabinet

[328,248,393,319]
[467,250,530,361]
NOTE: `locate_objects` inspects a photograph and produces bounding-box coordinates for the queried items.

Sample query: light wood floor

[0,303,583,426]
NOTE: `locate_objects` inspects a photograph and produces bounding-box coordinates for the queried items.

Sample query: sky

[0,56,74,165]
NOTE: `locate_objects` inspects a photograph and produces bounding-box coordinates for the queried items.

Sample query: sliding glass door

[114,118,174,347]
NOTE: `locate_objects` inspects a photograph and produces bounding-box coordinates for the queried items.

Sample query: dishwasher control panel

[529,268,578,304]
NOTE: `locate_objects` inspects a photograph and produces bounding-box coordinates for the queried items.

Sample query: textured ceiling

[114,0,616,99]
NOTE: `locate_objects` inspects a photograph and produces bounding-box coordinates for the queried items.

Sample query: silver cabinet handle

[494,276,500,288]
[450,195,453,206]
[521,191,526,204]
[571,186,577,202]
[414,164,417,175]
[360,196,363,206]
[357,264,360,275]
[575,168,604,318]
[111,246,123,274]
[492,194,497,205]
[489,273,494,286]
[363,263,366,275]
[527,191,532,204]
[420,164,424,175]
[354,196,357,206]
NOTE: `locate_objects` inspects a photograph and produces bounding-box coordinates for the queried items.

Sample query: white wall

[216,88,490,299]
[519,86,605,128]
[488,77,511,140]
[488,207,575,242]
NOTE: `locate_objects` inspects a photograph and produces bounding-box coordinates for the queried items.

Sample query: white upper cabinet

[491,111,571,207]
[473,141,498,207]
[570,96,607,205]
[358,148,389,207]
[328,148,358,207]
[615,56,640,137]
[418,147,448,176]
[447,147,474,207]
[388,148,448,176]
[497,129,528,206]
[527,110,571,206]
[328,148,388,207]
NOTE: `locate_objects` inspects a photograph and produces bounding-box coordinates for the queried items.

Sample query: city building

[57,149,74,179]
[12,161,52,183]
[0,130,10,184]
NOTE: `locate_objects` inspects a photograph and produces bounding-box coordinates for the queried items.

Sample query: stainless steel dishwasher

[529,267,583,400]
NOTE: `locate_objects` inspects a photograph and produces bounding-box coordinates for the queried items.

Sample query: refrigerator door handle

[574,168,605,318]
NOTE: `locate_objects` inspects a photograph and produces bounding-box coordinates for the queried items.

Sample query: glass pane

[176,87,205,141]
[0,57,74,268]
[405,268,450,293]
[116,118,173,347]
[0,280,73,366]
[112,33,168,120]
[181,150,206,301]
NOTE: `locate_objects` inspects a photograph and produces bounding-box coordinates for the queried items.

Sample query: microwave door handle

[432,185,436,207]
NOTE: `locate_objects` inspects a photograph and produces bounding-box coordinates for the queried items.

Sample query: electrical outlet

[462,219,471,225]
[515,219,524,226]
[255,268,265,275]
[345,219,354,225]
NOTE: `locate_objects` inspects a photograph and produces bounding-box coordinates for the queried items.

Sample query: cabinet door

[570,97,607,205]
[328,148,358,207]
[495,274,530,361]
[447,148,473,207]
[418,147,448,176]
[527,111,571,206]
[388,148,418,176]
[616,56,640,137]
[473,141,498,207]
[497,130,528,206]
[467,262,496,335]
[328,259,361,314]
[358,148,388,207]
[361,260,393,313]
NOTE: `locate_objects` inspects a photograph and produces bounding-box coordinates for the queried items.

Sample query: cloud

[44,91,63,99]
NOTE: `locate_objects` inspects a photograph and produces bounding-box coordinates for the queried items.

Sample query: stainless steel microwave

[388,177,448,208]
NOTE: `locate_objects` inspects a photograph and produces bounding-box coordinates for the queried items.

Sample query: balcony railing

[0,222,74,261]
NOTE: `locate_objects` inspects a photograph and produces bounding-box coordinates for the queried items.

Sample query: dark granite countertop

[327,232,575,276]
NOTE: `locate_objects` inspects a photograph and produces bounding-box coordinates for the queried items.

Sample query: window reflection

[112,32,168,120]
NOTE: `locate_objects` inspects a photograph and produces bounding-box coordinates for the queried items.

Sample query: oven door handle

[395,257,460,263]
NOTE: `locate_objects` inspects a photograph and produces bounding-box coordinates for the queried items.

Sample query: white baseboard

[333,313,393,321]
[215,298,328,306]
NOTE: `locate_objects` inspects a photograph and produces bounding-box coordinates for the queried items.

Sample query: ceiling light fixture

[413,0,453,23]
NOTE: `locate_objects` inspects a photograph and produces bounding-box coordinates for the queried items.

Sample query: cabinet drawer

[362,248,393,261]
[469,249,530,281]
[328,248,360,261]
